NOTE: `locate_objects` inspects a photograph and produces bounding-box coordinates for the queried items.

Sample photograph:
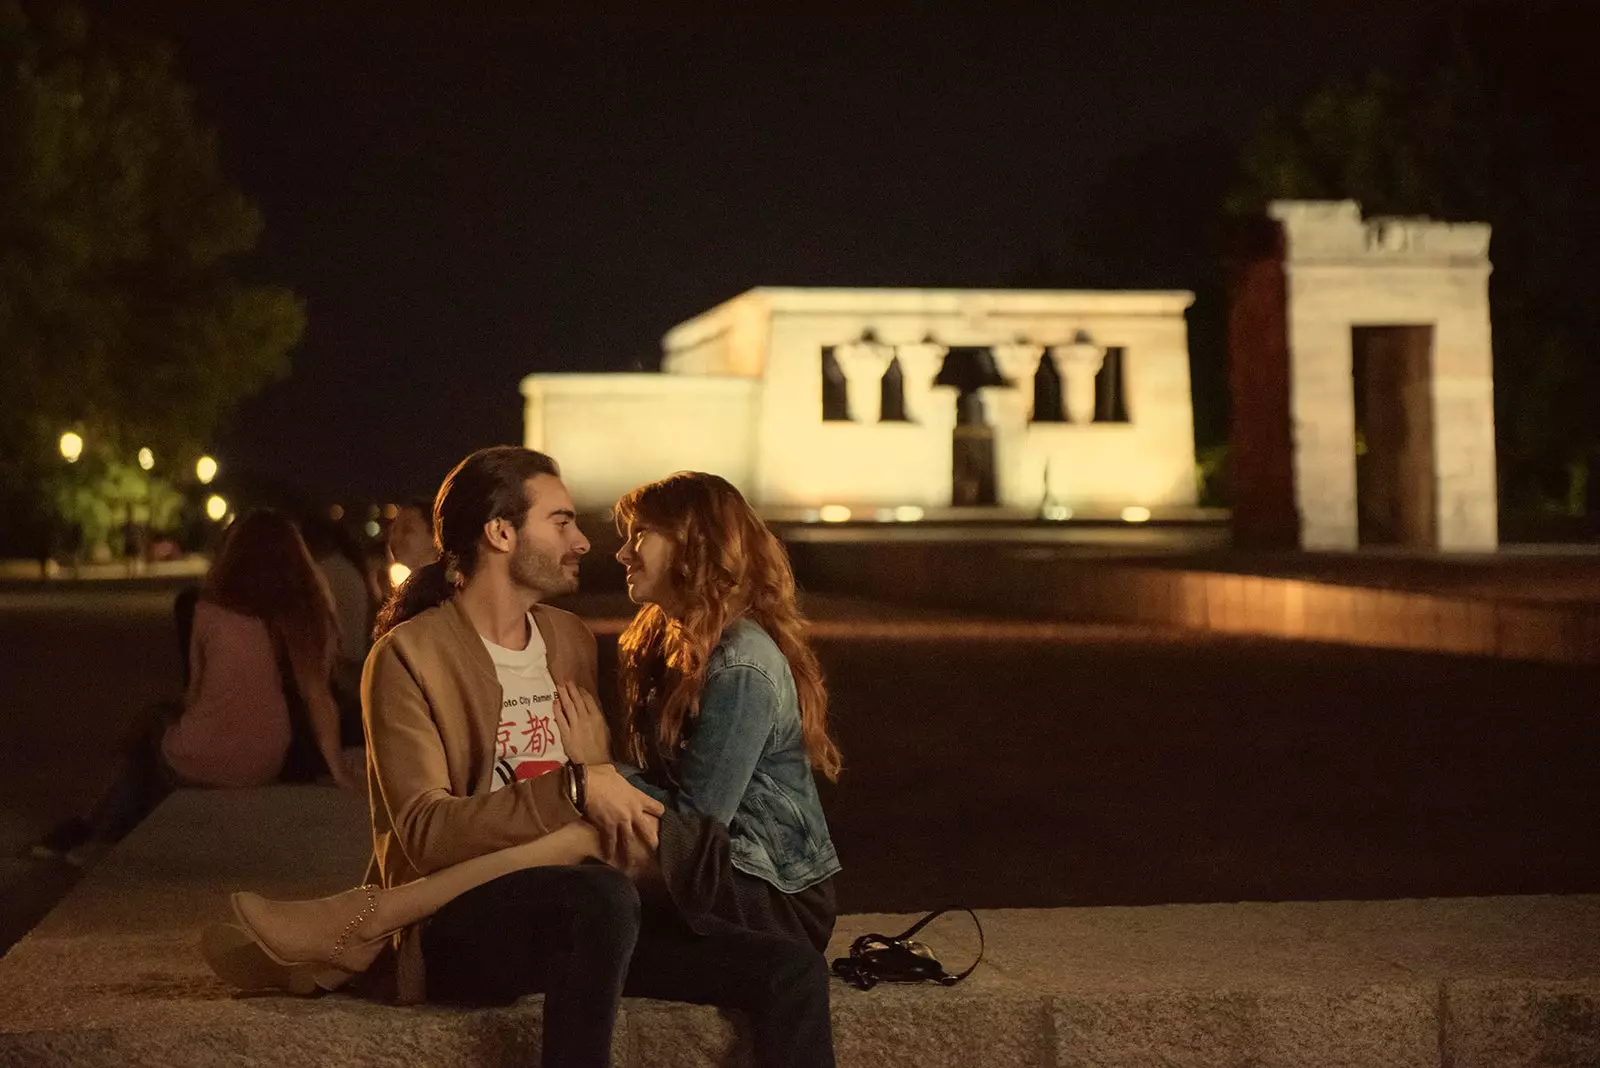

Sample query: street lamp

[195,455,218,484]
[59,432,84,463]
[137,447,155,471]
[205,494,229,521]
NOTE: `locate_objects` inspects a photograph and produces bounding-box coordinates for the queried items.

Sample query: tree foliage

[0,0,304,548]
[1229,3,1599,514]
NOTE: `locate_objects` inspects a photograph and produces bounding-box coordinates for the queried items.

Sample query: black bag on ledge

[831,907,984,990]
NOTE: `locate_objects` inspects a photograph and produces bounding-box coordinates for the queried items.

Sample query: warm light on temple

[388,561,412,586]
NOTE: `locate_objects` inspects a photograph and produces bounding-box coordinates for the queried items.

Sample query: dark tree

[0,1,305,550]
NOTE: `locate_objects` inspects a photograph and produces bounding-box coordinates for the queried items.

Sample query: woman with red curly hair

[206,472,842,1068]
[609,471,841,950]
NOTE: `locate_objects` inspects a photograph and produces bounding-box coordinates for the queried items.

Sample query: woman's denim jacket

[622,618,840,893]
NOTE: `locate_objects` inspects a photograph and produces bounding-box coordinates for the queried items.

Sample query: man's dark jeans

[422,865,835,1068]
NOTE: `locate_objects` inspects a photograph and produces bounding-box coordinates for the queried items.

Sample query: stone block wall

[1229,202,1498,551]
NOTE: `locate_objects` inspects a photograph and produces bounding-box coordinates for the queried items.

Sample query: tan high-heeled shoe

[200,885,392,995]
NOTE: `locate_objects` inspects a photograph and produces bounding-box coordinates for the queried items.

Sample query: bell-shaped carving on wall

[895,338,949,425]
[833,330,897,423]
[1049,331,1105,424]
[990,341,1045,420]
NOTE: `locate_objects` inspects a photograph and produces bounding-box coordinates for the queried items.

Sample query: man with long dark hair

[357,446,663,1064]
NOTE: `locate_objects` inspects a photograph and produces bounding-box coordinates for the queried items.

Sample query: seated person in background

[384,498,439,588]
[298,510,381,745]
[165,509,358,792]
[32,510,359,861]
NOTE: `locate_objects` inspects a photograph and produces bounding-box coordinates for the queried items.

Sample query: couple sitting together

[203,446,842,1068]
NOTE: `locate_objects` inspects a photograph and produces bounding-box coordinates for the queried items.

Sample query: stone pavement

[2,787,1597,1067]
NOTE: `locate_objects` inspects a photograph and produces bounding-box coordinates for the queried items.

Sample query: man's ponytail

[372,558,454,640]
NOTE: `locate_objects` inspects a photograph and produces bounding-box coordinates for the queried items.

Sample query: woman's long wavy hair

[203,510,337,678]
[373,446,560,640]
[614,472,841,782]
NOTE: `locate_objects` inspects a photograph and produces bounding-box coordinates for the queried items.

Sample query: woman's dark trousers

[625,918,836,1068]
[423,866,835,1068]
[424,865,641,1068]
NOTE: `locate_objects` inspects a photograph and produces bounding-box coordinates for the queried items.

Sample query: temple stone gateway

[522,288,1198,515]
[1229,200,1498,551]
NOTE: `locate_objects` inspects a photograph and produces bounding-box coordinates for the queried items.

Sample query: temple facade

[521,286,1200,514]
[1229,201,1497,550]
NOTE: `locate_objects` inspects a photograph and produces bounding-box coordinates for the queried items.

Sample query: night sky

[93,3,1447,503]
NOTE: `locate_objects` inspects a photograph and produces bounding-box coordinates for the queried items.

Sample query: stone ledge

[5,960,1598,1068]
[4,790,1600,1067]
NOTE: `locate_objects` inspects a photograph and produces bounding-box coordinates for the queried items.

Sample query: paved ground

[0,582,190,950]
[4,582,1598,949]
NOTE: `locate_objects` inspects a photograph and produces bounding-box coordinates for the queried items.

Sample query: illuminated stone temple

[1229,201,1498,551]
[521,287,1199,515]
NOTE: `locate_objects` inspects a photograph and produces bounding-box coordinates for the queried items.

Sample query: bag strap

[892,907,985,984]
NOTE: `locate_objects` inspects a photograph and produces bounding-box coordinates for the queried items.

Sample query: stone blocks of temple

[666,287,1199,511]
[525,286,1199,513]
[1229,201,1497,551]
[520,373,759,510]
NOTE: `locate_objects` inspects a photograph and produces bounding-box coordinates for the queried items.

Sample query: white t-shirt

[482,614,567,791]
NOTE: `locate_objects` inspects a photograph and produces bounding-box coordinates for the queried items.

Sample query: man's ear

[482,517,515,554]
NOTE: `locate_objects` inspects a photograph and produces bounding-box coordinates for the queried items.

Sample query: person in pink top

[33,510,359,861]
[163,510,357,790]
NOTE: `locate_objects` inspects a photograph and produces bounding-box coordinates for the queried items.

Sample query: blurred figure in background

[299,510,380,743]
[32,510,359,864]
[385,497,439,591]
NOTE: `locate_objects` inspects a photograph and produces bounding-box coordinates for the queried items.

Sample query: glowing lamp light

[365,520,381,537]
[329,504,345,521]
[818,505,852,523]
[388,560,413,586]
[382,502,399,520]
[893,505,925,523]
[204,494,229,521]
[59,432,84,463]
[137,447,155,471]
[195,455,218,484]
[1120,506,1152,523]
[1042,504,1072,521]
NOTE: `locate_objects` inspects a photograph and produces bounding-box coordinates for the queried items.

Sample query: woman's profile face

[616,522,677,609]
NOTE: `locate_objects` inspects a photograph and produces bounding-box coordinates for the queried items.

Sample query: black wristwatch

[567,761,587,816]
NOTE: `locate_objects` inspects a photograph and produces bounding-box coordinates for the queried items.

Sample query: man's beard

[510,541,578,597]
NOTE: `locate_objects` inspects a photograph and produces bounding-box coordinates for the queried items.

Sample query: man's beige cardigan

[359,595,598,1003]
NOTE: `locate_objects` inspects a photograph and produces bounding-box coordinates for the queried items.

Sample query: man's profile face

[508,474,589,598]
